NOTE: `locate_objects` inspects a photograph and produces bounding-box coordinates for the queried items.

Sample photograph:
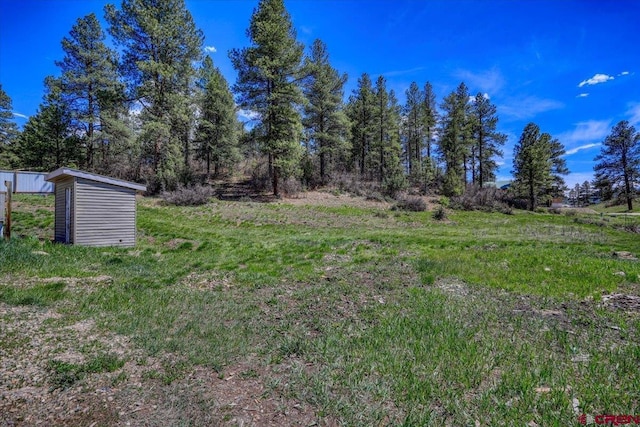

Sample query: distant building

[483,180,512,190]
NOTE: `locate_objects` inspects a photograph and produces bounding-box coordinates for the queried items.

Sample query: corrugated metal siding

[54,178,74,244]
[0,171,13,187]
[0,170,54,193]
[74,178,137,247]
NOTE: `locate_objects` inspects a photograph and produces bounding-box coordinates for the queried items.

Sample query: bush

[382,173,408,198]
[432,205,448,221]
[281,177,302,197]
[365,191,386,202]
[394,196,427,212]
[161,185,215,206]
[250,161,272,193]
[450,186,513,213]
[330,172,380,197]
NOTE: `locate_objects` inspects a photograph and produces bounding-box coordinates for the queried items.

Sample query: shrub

[382,173,408,198]
[394,196,427,212]
[161,185,215,206]
[281,177,302,197]
[365,191,386,202]
[450,186,515,213]
[330,172,380,197]
[250,161,272,192]
[432,205,448,221]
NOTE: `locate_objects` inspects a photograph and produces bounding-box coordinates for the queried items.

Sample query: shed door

[64,187,71,244]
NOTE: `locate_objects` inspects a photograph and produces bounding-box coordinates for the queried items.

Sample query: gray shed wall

[74,178,137,247]
[54,177,75,244]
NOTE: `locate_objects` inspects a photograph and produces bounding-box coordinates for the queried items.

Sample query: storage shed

[45,168,146,247]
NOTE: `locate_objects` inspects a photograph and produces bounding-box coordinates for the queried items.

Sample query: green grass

[2,195,640,425]
[590,197,639,213]
[0,281,67,306]
[48,353,126,390]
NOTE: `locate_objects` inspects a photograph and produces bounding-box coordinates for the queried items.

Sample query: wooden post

[4,181,11,240]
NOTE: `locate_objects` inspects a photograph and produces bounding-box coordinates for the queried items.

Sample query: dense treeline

[0,0,637,208]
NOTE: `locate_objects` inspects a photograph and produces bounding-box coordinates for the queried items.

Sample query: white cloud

[627,103,640,126]
[577,93,589,98]
[619,71,630,76]
[454,68,504,95]
[204,46,217,53]
[382,66,426,77]
[468,93,491,103]
[557,120,611,148]
[237,109,260,121]
[498,96,564,120]
[565,143,601,155]
[12,112,28,119]
[578,73,614,87]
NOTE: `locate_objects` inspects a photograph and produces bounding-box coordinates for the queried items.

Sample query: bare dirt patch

[0,298,332,426]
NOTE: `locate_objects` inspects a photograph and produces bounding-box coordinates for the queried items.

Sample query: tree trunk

[625,174,633,210]
[272,164,279,197]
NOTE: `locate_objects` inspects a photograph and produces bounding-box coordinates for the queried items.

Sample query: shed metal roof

[45,168,147,192]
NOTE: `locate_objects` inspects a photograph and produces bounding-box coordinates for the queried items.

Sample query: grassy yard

[1,193,639,426]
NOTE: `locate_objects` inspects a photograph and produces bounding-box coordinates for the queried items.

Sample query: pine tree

[469,92,506,187]
[381,88,406,196]
[548,135,568,197]
[512,122,568,210]
[438,82,471,196]
[0,84,19,168]
[55,13,123,170]
[301,39,349,185]
[422,82,438,162]
[403,82,423,176]
[16,81,81,171]
[346,73,375,177]
[195,56,239,178]
[229,0,304,197]
[105,0,203,191]
[594,120,640,210]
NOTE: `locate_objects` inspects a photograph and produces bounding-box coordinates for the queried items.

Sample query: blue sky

[1,0,639,186]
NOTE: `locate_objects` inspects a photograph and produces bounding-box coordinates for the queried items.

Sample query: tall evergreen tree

[229,0,304,197]
[469,92,506,187]
[301,39,349,184]
[403,82,423,175]
[105,0,204,191]
[195,56,239,178]
[438,82,471,196]
[0,84,19,168]
[346,73,375,177]
[548,135,569,197]
[15,81,81,171]
[594,120,640,210]
[422,82,438,162]
[55,13,123,170]
[512,122,568,210]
